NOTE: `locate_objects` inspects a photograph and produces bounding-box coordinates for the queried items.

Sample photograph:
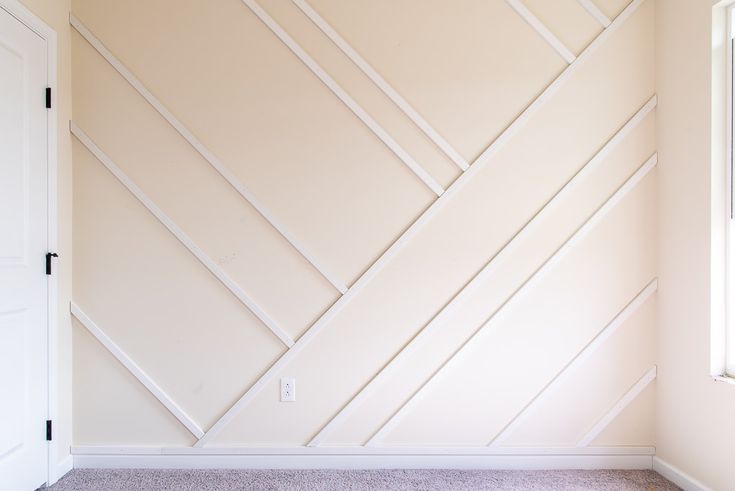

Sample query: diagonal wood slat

[366,153,657,446]
[576,366,657,447]
[577,0,613,27]
[506,0,577,64]
[194,0,646,447]
[308,96,656,447]
[490,279,658,446]
[70,14,349,295]
[71,122,295,348]
[71,303,205,439]
[194,0,647,447]
[292,0,469,171]
[239,0,444,196]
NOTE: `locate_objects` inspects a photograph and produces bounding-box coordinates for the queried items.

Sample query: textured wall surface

[70,0,657,449]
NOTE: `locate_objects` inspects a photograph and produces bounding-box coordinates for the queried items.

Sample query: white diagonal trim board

[291,0,468,172]
[577,0,612,27]
[506,0,577,64]
[577,366,657,447]
[69,14,348,295]
[71,122,295,348]
[70,303,205,439]
[193,0,645,448]
[239,0,444,196]
[490,279,657,446]
[367,153,657,446]
[307,95,656,447]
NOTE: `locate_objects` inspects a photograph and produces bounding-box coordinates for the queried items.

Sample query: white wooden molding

[291,0,468,171]
[69,14,348,295]
[70,122,294,348]
[71,445,654,456]
[577,0,612,28]
[239,0,444,196]
[576,366,657,447]
[505,0,577,64]
[193,0,645,447]
[367,153,657,446]
[653,457,713,491]
[308,96,657,447]
[70,445,655,470]
[70,303,205,439]
[490,279,658,446]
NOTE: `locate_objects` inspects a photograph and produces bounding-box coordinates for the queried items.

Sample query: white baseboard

[71,446,654,470]
[653,457,712,491]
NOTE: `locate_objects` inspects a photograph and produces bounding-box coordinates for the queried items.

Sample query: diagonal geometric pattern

[70,0,656,454]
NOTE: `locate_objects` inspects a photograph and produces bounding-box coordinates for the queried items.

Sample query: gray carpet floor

[47,469,680,490]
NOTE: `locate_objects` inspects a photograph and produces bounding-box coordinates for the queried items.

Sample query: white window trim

[714,0,735,382]
[727,4,735,378]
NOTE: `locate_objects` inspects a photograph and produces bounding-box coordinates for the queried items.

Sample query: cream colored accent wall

[71,0,657,449]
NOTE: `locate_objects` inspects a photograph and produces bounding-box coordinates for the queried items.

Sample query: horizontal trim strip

[71,453,654,470]
[71,445,655,456]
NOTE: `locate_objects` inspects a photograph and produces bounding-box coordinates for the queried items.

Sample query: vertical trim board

[291,0,469,171]
[70,303,205,439]
[69,14,348,295]
[193,0,646,447]
[576,366,657,447]
[490,279,657,446]
[505,0,577,63]
[367,154,657,446]
[308,96,656,447]
[70,123,294,348]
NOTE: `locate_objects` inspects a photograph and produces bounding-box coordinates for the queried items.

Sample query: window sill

[713,375,735,386]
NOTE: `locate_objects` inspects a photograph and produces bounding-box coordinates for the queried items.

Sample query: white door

[0,6,50,490]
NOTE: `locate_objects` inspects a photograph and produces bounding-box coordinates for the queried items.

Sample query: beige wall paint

[654,0,735,489]
[16,0,73,467]
[71,0,657,450]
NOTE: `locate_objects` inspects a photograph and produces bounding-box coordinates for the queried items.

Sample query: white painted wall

[654,1,735,489]
[69,0,657,459]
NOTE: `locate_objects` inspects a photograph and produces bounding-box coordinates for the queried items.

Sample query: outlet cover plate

[281,377,296,402]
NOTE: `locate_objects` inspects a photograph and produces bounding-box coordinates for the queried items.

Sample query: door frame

[0,0,60,485]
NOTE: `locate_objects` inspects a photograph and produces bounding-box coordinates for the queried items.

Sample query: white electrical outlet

[280,377,296,402]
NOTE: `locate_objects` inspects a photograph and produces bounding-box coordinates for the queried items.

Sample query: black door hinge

[45,87,51,109]
[46,420,52,441]
[46,252,58,275]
